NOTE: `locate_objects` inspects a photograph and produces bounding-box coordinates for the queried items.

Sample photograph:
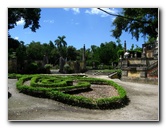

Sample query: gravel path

[8,75,159,121]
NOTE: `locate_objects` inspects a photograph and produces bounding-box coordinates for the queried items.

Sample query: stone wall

[128,70,140,78]
[121,76,158,85]
[121,58,158,79]
[146,50,153,58]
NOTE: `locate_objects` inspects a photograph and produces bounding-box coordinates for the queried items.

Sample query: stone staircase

[108,72,118,79]
[147,61,158,78]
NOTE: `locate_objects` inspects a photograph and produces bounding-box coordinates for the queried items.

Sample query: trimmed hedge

[16,75,129,109]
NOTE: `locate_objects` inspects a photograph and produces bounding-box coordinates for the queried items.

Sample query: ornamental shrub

[16,75,129,109]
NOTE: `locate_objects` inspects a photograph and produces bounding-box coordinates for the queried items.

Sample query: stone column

[82,44,86,69]
[43,55,48,66]
[124,40,126,52]
[142,46,146,58]
[59,56,65,73]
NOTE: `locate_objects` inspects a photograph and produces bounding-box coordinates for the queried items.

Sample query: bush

[44,64,53,74]
[16,75,129,109]
[44,64,53,69]
[64,63,74,73]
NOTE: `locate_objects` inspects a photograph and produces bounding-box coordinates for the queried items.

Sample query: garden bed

[16,74,129,109]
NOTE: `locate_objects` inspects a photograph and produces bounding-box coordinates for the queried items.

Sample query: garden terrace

[16,74,129,109]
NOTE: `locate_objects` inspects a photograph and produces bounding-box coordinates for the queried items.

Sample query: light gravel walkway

[8,75,159,121]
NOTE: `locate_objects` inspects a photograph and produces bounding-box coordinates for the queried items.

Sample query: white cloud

[63,8,80,14]
[85,8,118,17]
[16,18,25,25]
[72,8,80,14]
[70,19,80,25]
[43,20,54,23]
[63,8,70,11]
[14,37,19,40]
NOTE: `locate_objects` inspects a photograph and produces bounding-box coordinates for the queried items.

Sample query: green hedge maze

[16,75,130,109]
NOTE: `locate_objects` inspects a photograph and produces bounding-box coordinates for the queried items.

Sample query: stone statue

[134,52,137,58]
[124,51,130,58]
[142,46,146,58]
[43,55,48,66]
[131,54,133,58]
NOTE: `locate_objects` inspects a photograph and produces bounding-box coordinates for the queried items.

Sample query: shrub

[64,63,74,73]
[16,75,129,109]
[44,64,53,69]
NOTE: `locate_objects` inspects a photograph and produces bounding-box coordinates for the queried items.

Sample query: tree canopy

[111,8,158,41]
[8,8,41,32]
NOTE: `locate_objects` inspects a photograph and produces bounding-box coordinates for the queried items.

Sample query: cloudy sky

[9,8,147,49]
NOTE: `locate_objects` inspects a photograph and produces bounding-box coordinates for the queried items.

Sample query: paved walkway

[8,75,159,121]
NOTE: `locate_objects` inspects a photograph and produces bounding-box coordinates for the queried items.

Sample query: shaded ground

[8,75,159,121]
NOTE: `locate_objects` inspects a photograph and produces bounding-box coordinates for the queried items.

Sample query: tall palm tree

[54,36,67,72]
[54,35,67,48]
[54,35,67,57]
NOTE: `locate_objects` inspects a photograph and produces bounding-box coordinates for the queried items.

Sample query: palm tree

[54,35,67,48]
[54,36,67,72]
[54,35,67,57]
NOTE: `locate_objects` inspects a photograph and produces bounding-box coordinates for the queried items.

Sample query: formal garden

[8,8,158,112]
[8,74,129,110]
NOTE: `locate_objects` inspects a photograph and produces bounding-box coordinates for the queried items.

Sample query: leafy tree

[46,41,59,64]
[49,40,55,48]
[130,44,134,50]
[91,45,100,61]
[98,42,115,64]
[145,36,156,44]
[42,43,52,56]
[8,8,41,32]
[8,37,20,50]
[111,8,158,41]
[134,45,142,52]
[76,48,83,61]
[67,46,78,61]
[85,48,93,63]
[50,48,59,65]
[26,41,44,60]
[16,41,27,71]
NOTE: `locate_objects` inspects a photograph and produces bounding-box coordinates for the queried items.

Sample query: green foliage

[8,8,41,32]
[67,46,78,61]
[8,35,124,74]
[16,41,27,70]
[145,36,157,44]
[8,38,20,50]
[134,45,142,53]
[117,49,124,58]
[86,60,100,68]
[112,8,158,41]
[54,35,67,57]
[90,41,122,65]
[8,73,23,79]
[16,75,129,109]
[44,64,53,69]
[28,62,38,70]
[130,44,134,51]
[26,42,44,60]
[63,63,74,73]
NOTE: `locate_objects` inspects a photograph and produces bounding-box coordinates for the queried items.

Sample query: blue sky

[9,8,147,50]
